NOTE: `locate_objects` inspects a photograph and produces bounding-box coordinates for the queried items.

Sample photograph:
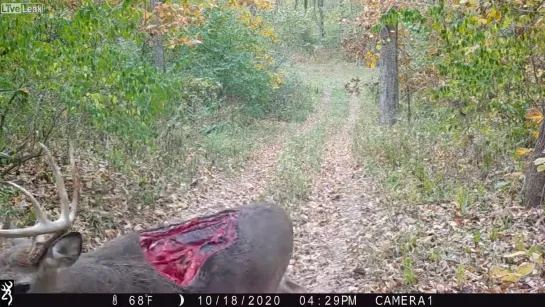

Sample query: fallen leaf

[503,251,526,258]
[504,172,523,179]
[516,263,535,276]
[534,157,545,166]
[530,253,543,263]
[501,273,520,283]
[491,267,510,277]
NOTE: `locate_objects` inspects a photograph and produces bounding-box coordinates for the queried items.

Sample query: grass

[203,119,281,173]
[267,124,326,204]
[264,61,372,207]
[351,85,527,209]
[266,86,351,207]
[294,61,373,88]
[123,69,319,191]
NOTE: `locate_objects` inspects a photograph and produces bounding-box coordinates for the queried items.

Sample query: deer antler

[0,142,79,239]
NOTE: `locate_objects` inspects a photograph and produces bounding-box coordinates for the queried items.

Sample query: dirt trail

[288,93,370,292]
[161,84,382,293]
[173,89,374,292]
[174,91,331,219]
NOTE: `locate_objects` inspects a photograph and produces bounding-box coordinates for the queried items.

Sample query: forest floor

[3,60,544,293]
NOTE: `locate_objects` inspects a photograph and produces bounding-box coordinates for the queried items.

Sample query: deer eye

[13,283,30,293]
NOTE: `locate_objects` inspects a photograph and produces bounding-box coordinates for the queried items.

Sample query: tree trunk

[522,119,545,207]
[150,0,165,73]
[318,0,325,38]
[304,0,308,10]
[378,23,399,125]
[312,0,324,38]
[295,0,298,10]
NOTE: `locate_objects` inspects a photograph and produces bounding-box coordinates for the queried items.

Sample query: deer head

[0,143,81,293]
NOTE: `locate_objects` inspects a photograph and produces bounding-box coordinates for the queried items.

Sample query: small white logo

[0,281,13,306]
[0,3,44,14]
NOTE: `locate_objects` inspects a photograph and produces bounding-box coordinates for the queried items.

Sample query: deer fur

[0,202,296,293]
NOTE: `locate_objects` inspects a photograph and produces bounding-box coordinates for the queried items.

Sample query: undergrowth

[352,87,528,208]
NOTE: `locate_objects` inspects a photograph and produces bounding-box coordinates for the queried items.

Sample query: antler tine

[1,181,50,224]
[68,140,79,221]
[0,143,78,238]
[38,143,71,224]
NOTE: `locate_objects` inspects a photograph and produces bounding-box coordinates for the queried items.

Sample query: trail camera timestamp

[299,295,357,306]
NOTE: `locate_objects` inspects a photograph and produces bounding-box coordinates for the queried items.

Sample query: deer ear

[42,232,82,269]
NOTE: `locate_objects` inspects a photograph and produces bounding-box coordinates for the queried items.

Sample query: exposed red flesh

[139,211,238,286]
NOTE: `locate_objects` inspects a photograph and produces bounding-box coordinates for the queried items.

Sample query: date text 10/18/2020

[197,295,360,306]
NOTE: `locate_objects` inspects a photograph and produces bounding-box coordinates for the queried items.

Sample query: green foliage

[173,5,276,104]
[0,0,299,184]
[264,71,316,122]
[352,91,521,207]
[423,1,544,134]
[0,2,174,150]
[402,257,417,285]
[266,3,359,59]
[266,9,317,55]
[348,0,544,210]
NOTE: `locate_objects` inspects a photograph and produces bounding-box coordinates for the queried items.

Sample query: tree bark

[150,0,165,73]
[318,0,325,38]
[304,0,308,11]
[522,119,545,207]
[312,0,324,38]
[378,23,399,125]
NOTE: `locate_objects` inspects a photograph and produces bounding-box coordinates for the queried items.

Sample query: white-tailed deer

[0,143,303,293]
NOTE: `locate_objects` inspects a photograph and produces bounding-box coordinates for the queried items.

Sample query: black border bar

[7,293,545,307]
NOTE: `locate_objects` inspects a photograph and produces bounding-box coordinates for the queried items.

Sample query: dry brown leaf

[504,172,523,178]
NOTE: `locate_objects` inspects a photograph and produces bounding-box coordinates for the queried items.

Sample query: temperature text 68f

[197,295,281,306]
